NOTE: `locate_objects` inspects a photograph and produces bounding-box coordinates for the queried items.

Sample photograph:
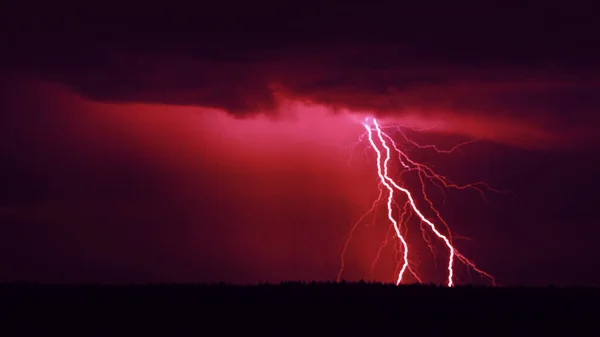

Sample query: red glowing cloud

[11,46,599,150]
[0,80,386,282]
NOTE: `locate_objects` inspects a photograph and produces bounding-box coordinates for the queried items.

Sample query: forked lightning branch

[338,118,501,287]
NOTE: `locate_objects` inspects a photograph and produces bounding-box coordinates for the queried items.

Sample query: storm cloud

[3,1,600,148]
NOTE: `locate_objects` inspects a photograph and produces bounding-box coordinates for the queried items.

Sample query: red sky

[2,2,600,286]
[2,76,600,286]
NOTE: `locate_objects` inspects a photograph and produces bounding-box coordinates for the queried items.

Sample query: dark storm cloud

[3,1,600,130]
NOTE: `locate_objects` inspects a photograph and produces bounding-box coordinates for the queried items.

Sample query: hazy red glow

[1,79,577,284]
[4,5,600,287]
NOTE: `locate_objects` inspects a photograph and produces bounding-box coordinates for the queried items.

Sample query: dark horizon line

[2,281,598,289]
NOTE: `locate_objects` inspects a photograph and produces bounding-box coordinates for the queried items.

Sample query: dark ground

[1,282,598,336]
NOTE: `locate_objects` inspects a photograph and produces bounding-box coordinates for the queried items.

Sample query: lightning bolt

[338,118,500,287]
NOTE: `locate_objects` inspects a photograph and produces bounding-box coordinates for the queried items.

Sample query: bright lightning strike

[338,117,501,287]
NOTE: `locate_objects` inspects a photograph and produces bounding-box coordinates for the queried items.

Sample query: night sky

[2,1,600,286]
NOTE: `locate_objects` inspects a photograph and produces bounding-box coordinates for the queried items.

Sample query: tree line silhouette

[2,281,598,336]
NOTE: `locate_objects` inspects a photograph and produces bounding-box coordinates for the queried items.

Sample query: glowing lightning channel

[364,121,410,285]
[372,119,457,286]
[339,117,497,287]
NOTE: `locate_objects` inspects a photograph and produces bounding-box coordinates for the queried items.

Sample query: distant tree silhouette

[1,282,598,335]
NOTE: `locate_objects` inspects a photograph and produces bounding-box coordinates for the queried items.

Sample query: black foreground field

[2,282,599,336]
